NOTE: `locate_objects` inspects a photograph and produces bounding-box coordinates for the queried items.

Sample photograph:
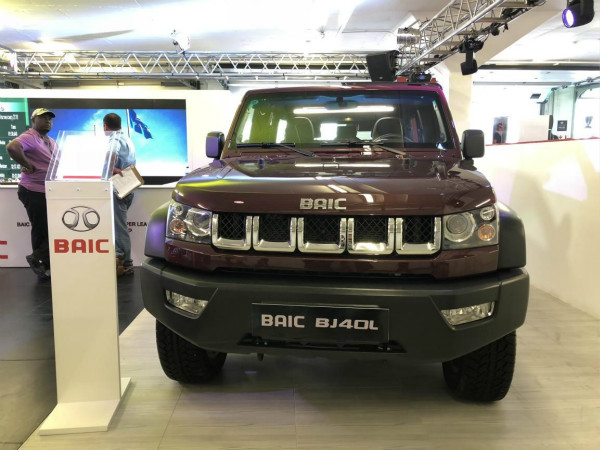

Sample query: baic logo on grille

[62,206,100,232]
[299,198,346,210]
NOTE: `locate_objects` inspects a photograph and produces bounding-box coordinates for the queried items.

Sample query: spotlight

[458,38,484,53]
[458,38,484,76]
[408,72,432,83]
[171,30,191,52]
[460,51,478,76]
[563,0,595,28]
[396,27,420,45]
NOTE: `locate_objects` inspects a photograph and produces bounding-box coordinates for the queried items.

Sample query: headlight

[167,200,212,244]
[442,205,498,249]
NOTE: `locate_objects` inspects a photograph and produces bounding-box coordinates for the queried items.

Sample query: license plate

[251,303,389,344]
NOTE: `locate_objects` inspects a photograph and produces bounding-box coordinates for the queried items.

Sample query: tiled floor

[0,268,143,450]
[10,283,600,450]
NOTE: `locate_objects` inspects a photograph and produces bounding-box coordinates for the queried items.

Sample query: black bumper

[141,258,529,362]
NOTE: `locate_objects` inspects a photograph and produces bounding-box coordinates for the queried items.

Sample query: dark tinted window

[231,90,452,150]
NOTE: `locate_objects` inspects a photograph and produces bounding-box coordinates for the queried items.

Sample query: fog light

[165,290,208,316]
[441,302,495,325]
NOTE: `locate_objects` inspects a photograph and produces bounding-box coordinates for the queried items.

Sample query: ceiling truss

[398,0,537,72]
[1,52,373,87]
[0,0,541,88]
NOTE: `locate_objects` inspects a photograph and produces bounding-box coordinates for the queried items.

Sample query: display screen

[0,98,30,183]
[28,99,188,184]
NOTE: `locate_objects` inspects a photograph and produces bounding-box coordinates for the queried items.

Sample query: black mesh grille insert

[218,213,246,240]
[355,217,388,242]
[304,216,340,244]
[214,213,437,252]
[403,216,434,244]
[258,214,291,242]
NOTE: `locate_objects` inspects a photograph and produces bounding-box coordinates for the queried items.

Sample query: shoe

[116,260,125,277]
[26,255,50,280]
[116,257,131,277]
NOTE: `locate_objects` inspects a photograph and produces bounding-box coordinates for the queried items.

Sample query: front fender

[498,202,526,269]
[144,201,170,259]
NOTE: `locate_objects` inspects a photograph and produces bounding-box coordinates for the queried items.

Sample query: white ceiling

[0,0,598,84]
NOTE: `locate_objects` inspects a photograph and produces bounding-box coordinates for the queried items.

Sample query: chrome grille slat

[298,217,347,254]
[395,217,441,255]
[212,213,252,250]
[212,213,441,255]
[348,217,394,255]
[252,215,297,252]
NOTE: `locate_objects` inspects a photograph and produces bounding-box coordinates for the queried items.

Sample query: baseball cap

[31,108,56,119]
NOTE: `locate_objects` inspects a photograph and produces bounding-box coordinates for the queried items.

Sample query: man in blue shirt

[104,113,136,276]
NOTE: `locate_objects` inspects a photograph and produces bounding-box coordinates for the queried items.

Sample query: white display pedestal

[40,180,130,435]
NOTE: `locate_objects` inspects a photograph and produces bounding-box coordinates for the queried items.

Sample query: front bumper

[141,258,529,362]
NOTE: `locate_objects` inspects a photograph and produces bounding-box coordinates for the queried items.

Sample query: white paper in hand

[111,165,144,199]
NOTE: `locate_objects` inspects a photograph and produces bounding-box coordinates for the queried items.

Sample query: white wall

[470,84,547,144]
[476,139,600,319]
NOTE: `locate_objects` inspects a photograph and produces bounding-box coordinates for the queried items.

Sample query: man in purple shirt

[7,108,58,280]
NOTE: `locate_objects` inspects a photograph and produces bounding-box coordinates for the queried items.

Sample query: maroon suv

[141,83,528,401]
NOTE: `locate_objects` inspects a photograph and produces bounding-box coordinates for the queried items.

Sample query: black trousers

[17,185,50,267]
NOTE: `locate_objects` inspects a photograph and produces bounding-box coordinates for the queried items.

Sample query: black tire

[442,331,516,402]
[156,320,226,383]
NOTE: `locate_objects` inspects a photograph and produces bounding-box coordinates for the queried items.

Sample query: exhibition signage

[40,131,130,435]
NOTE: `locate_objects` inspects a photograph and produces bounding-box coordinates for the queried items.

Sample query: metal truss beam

[397,0,537,74]
[0,0,541,87]
[0,51,372,86]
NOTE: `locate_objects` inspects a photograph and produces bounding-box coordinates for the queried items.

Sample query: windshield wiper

[320,140,406,156]
[236,142,315,157]
[367,142,407,156]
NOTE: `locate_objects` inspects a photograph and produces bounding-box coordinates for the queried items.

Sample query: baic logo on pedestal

[62,206,100,231]
[55,206,108,254]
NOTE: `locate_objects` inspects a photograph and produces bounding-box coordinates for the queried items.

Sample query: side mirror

[206,132,225,158]
[461,129,485,159]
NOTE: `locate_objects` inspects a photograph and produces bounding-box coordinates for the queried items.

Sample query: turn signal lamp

[478,223,496,241]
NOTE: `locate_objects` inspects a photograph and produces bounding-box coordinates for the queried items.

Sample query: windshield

[230,90,453,151]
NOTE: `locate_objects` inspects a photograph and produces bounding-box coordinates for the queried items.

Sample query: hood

[173,155,495,215]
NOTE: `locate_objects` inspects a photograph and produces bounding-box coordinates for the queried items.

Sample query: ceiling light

[171,30,191,52]
[293,105,394,115]
[459,38,484,76]
[396,27,420,45]
[562,0,595,28]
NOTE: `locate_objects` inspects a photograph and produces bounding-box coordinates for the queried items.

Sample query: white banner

[0,185,173,267]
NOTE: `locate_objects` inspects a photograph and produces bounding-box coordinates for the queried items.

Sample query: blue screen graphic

[45,107,188,178]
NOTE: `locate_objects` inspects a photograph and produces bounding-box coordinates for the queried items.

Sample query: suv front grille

[258,214,291,242]
[212,213,441,255]
[304,216,342,243]
[219,213,246,240]
[355,216,388,242]
[402,216,435,244]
